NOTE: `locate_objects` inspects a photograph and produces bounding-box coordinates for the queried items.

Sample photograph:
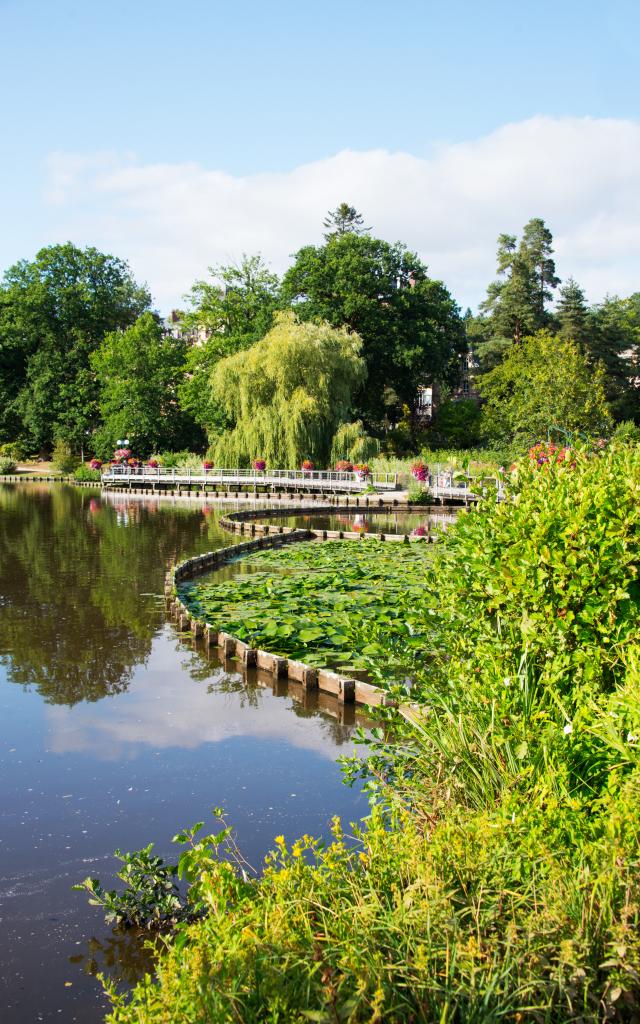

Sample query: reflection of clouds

[45,632,354,762]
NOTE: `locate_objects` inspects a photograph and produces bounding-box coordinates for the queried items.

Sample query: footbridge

[101,465,399,494]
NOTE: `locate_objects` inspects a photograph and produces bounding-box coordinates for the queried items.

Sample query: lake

[0,484,371,1023]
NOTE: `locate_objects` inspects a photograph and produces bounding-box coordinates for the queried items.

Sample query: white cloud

[44,116,640,312]
[45,630,364,762]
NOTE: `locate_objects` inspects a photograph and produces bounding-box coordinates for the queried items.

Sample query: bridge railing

[100,466,399,491]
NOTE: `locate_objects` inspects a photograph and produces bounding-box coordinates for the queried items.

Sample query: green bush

[406,479,430,504]
[157,450,204,471]
[0,456,17,475]
[73,465,102,483]
[52,438,79,474]
[0,441,27,461]
[613,419,640,444]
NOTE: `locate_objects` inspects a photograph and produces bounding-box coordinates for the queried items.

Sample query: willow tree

[209,312,365,468]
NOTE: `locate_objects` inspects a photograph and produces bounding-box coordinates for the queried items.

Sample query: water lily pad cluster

[180,540,435,674]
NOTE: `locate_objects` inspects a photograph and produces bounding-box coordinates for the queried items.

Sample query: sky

[2,0,640,313]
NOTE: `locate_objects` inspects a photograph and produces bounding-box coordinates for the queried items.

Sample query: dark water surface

[0,485,371,1023]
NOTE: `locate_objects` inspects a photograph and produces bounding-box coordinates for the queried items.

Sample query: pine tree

[556,278,589,346]
[478,218,560,347]
[520,217,560,322]
[322,203,370,240]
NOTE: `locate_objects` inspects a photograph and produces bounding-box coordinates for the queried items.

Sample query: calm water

[260,510,458,535]
[0,485,371,1023]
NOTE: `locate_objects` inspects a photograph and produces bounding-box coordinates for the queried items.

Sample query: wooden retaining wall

[218,505,441,543]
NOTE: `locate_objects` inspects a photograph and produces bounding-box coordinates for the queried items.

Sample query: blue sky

[2,0,640,310]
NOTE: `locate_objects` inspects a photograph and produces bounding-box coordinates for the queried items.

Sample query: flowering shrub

[411,461,429,482]
[127,458,140,467]
[411,525,428,537]
[147,459,159,469]
[354,463,370,479]
[202,461,213,471]
[113,448,132,463]
[335,460,354,472]
[89,459,102,470]
[528,442,574,468]
[253,459,266,471]
[301,460,314,471]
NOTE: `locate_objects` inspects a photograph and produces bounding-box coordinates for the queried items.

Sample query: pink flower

[253,459,266,471]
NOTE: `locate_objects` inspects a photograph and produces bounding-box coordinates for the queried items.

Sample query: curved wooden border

[166,529,398,710]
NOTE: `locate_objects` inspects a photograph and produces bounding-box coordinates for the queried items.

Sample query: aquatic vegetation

[180,540,434,674]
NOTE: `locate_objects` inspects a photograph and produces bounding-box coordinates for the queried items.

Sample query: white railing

[101,466,399,492]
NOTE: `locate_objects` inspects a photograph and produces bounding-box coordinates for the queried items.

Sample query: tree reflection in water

[0,484,227,706]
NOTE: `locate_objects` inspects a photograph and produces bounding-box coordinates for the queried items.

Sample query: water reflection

[0,485,227,706]
[0,484,371,1024]
[44,631,362,761]
[260,510,459,535]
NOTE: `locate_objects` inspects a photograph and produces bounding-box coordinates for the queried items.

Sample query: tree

[521,217,560,321]
[479,331,611,449]
[556,277,590,346]
[429,399,483,449]
[0,243,151,452]
[586,295,640,423]
[179,255,280,439]
[323,203,370,240]
[209,312,366,468]
[281,233,465,428]
[477,218,560,356]
[91,313,202,458]
[183,254,279,350]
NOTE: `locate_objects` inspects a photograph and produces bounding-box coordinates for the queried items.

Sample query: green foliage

[0,441,27,460]
[51,437,79,474]
[478,217,559,348]
[181,540,433,671]
[0,242,150,451]
[73,464,102,482]
[102,443,640,1024]
[613,419,640,444]
[74,845,183,929]
[406,480,430,504]
[586,294,640,422]
[556,276,590,346]
[429,397,482,448]
[322,202,370,239]
[210,312,365,468]
[281,232,465,426]
[74,812,252,931]
[180,255,280,439]
[329,420,380,466]
[480,330,612,447]
[0,456,17,474]
[91,313,203,458]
